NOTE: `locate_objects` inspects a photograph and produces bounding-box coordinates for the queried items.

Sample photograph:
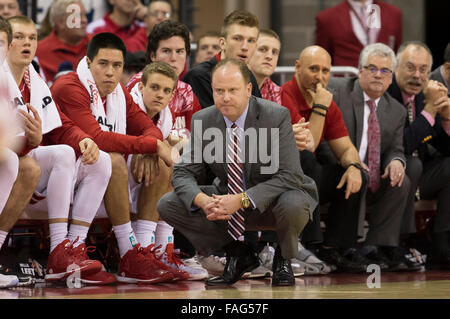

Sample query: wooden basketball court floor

[1,270,449,299]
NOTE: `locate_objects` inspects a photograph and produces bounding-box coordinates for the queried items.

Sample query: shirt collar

[401,90,415,105]
[223,103,250,129]
[363,91,381,107]
[348,0,374,10]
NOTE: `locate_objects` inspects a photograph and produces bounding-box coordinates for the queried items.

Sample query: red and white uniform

[260,78,282,104]
[4,62,111,229]
[127,72,201,139]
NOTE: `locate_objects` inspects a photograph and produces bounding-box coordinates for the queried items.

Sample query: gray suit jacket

[328,78,407,171]
[172,96,318,217]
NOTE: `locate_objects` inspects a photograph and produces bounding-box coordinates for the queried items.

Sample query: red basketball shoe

[116,244,174,284]
[45,239,102,282]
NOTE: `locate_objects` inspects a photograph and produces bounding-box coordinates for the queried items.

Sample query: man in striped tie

[158,58,318,286]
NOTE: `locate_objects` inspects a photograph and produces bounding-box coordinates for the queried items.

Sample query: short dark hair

[0,16,12,45]
[141,61,177,89]
[444,43,450,63]
[145,20,190,63]
[221,10,259,38]
[198,31,220,43]
[87,32,126,61]
[259,28,280,42]
[211,58,251,84]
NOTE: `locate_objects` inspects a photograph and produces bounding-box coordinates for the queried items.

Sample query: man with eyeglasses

[144,0,172,36]
[387,41,450,270]
[87,0,148,52]
[281,46,368,274]
[328,43,420,272]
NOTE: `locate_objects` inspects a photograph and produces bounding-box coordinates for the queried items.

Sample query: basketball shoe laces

[69,237,97,263]
[145,244,184,267]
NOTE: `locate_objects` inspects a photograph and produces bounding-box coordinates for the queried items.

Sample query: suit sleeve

[171,111,208,210]
[382,106,406,169]
[403,113,435,155]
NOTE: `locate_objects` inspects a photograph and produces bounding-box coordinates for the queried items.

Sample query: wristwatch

[241,192,251,209]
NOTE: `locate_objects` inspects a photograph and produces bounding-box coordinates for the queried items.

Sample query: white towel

[2,60,61,135]
[76,56,127,134]
[129,81,173,140]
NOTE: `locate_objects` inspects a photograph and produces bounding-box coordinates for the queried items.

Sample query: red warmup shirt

[127,73,201,137]
[17,79,90,158]
[281,76,348,144]
[51,72,162,155]
[87,13,147,52]
[260,78,282,104]
[35,31,91,85]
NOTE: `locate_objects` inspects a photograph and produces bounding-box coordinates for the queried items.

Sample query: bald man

[282,46,369,273]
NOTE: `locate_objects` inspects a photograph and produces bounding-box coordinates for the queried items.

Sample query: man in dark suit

[430,43,450,94]
[158,58,318,286]
[387,41,450,270]
[329,43,420,271]
[316,0,402,67]
[182,9,261,109]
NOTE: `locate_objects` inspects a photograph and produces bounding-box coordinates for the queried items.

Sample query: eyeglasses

[403,63,430,76]
[149,10,171,19]
[363,65,393,76]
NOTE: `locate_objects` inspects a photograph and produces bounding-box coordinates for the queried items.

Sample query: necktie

[367,100,380,193]
[227,123,245,240]
[406,100,415,124]
[406,100,419,157]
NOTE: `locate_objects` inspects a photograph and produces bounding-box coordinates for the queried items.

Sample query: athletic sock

[68,224,90,247]
[113,222,138,258]
[49,222,68,253]
[135,220,157,248]
[155,221,174,256]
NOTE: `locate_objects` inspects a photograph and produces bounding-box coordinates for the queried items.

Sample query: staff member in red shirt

[87,0,147,52]
[51,32,176,284]
[35,0,91,86]
[282,45,368,273]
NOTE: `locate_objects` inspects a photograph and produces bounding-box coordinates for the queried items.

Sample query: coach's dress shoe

[272,246,295,286]
[206,241,259,286]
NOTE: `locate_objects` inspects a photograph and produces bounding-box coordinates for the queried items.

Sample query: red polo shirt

[281,76,348,144]
[36,31,91,85]
[87,13,147,52]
